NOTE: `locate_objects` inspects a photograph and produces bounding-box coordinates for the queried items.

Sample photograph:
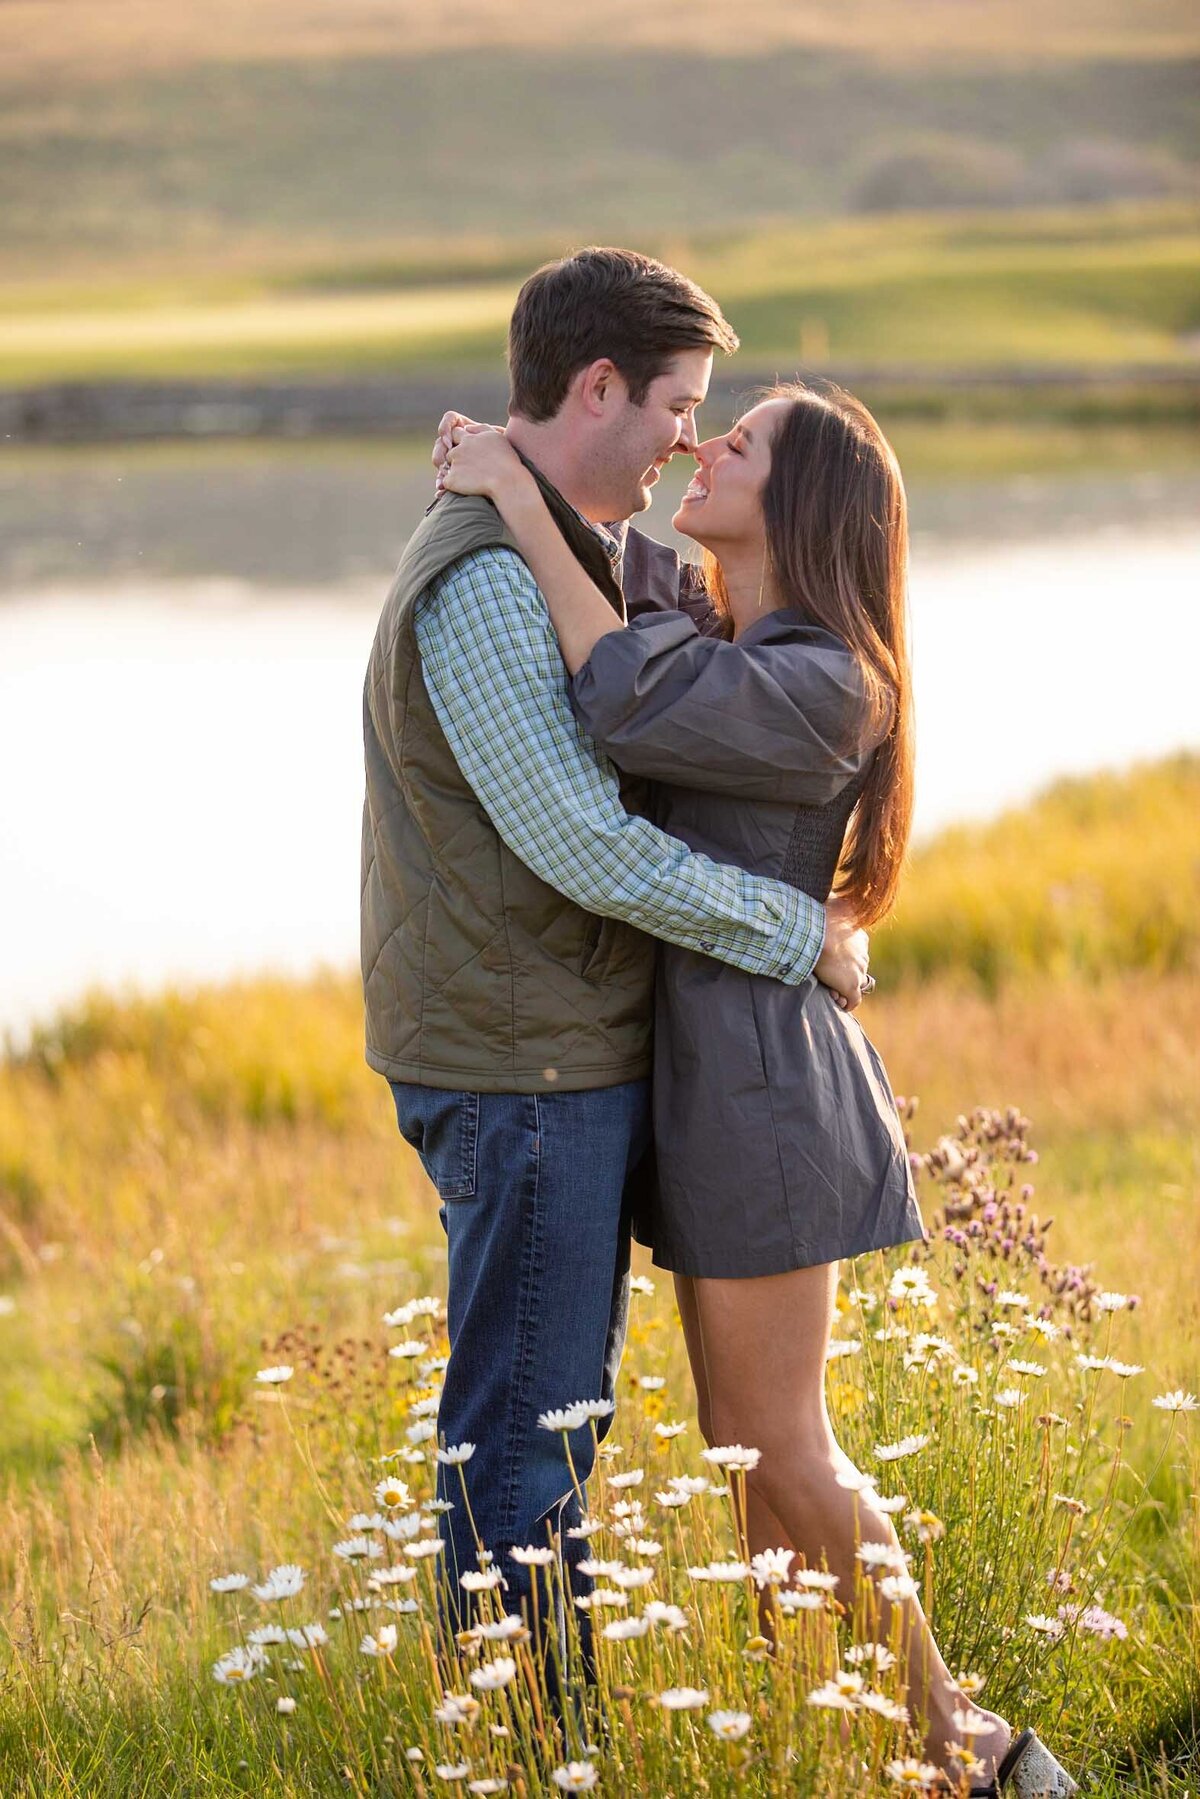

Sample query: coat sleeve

[570,610,879,805]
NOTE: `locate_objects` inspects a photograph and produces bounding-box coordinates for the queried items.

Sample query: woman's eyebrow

[738,425,755,446]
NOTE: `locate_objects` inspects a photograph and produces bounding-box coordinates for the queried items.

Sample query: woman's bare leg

[690,1262,1010,1782]
[674,1274,794,1568]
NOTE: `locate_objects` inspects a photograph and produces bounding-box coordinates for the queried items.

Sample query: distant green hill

[874,753,1200,986]
[2,205,1196,386]
[0,36,1195,279]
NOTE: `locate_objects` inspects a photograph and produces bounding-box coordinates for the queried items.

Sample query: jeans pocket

[389,1083,479,1201]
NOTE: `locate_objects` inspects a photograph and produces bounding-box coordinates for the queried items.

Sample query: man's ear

[575,359,623,418]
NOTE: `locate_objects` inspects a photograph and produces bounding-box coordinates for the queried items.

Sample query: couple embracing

[360,248,1076,1797]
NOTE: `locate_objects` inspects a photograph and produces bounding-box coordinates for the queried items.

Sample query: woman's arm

[440,426,624,673]
[571,611,881,806]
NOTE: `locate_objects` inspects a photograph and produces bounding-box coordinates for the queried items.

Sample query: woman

[439,383,1077,1798]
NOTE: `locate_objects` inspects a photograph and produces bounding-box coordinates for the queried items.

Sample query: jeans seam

[499,1092,543,1543]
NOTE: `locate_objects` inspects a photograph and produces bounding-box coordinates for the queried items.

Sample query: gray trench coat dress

[570,606,924,1279]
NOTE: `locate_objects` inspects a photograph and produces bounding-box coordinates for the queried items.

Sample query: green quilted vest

[361,484,655,1092]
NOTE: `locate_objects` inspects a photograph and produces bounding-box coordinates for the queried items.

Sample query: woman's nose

[693,434,720,467]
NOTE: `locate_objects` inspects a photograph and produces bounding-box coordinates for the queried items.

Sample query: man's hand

[814,894,871,1012]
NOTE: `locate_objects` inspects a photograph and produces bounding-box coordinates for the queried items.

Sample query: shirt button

[699,940,714,952]
[779,963,792,976]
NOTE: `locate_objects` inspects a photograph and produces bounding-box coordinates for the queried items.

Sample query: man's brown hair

[507,247,739,422]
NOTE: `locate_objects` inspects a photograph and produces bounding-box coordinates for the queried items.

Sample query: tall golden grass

[0,754,1196,1793]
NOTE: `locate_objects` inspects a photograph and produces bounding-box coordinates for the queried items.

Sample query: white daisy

[360,1625,399,1657]
[538,1405,589,1432]
[653,1421,688,1439]
[388,1339,428,1360]
[701,1445,761,1472]
[576,1398,615,1422]
[875,1434,930,1462]
[209,1573,250,1593]
[885,1757,943,1788]
[382,1512,424,1542]
[658,1686,709,1710]
[479,1616,528,1642]
[251,1564,306,1602]
[374,1476,412,1510]
[574,1587,628,1611]
[611,1566,654,1590]
[469,1656,518,1692]
[857,1542,910,1572]
[1152,1390,1198,1413]
[603,1614,650,1640]
[276,1696,297,1714]
[460,1569,504,1592]
[750,1547,794,1587]
[368,1564,419,1588]
[688,1561,750,1583]
[437,1442,476,1465]
[708,1710,752,1740]
[860,1691,910,1722]
[777,1589,825,1613]
[212,1645,266,1684]
[286,1624,328,1650]
[255,1365,294,1385]
[644,1600,689,1630]
[880,1574,921,1603]
[333,1536,382,1562]
[552,1765,599,1792]
[510,1545,555,1567]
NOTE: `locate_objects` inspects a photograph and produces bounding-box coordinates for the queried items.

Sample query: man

[360,247,869,1658]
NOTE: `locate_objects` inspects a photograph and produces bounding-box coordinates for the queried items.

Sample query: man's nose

[675,414,700,454]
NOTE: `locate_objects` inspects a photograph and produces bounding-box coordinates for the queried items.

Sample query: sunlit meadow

[1,758,1196,1796]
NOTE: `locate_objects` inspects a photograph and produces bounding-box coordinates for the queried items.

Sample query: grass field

[1,204,1197,388]
[0,757,1196,1794]
[5,0,1199,83]
[0,1,1195,280]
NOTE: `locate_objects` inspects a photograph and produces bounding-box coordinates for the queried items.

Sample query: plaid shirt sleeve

[413,548,825,985]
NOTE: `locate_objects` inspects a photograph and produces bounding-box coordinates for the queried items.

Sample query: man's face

[590,348,712,521]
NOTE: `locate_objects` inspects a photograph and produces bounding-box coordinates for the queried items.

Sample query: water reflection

[2,438,1198,592]
[1,442,1197,1039]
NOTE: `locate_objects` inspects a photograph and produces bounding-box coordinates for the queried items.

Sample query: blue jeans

[388,1078,652,1663]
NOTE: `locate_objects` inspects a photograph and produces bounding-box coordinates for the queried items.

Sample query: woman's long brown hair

[706,381,914,926]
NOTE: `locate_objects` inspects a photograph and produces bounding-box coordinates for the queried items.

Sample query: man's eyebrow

[671,394,706,407]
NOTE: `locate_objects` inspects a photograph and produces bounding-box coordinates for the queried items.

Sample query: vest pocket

[388,1083,479,1200]
[579,915,607,980]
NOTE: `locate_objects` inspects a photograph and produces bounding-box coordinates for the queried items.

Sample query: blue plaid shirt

[413,547,825,984]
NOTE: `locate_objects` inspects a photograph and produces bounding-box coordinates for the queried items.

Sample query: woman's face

[671,396,789,549]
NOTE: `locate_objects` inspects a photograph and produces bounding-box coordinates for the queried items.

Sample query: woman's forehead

[734,396,791,441]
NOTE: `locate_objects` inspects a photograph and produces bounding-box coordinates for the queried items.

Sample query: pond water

[1,441,1197,1040]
